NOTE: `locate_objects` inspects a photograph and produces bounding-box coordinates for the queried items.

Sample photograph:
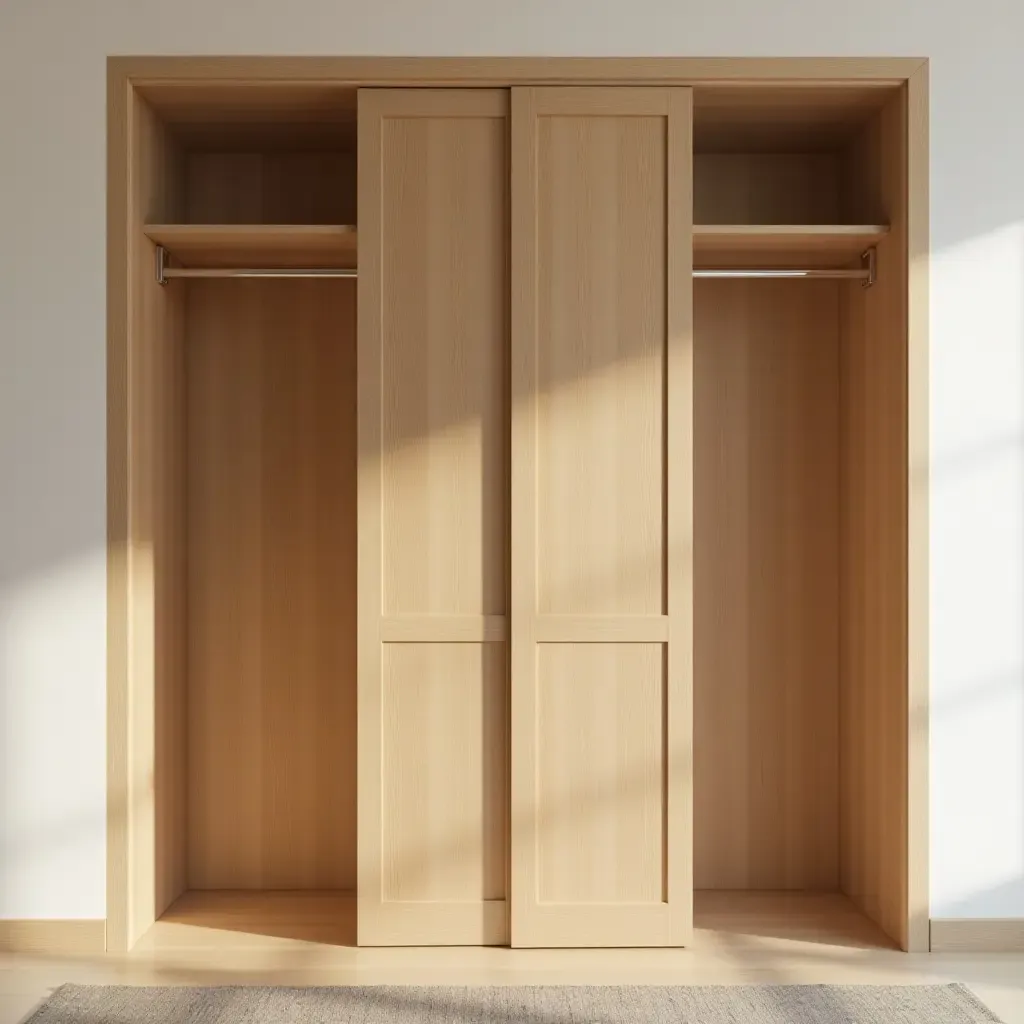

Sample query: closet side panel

[839,90,910,949]
[694,279,840,891]
[511,87,693,948]
[187,278,356,891]
[358,89,509,946]
[150,265,187,920]
[127,94,188,939]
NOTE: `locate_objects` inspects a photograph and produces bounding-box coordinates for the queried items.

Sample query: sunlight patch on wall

[930,220,1024,917]
[0,548,106,918]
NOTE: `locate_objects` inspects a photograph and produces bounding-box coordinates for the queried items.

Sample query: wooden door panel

[382,642,508,903]
[536,643,666,904]
[510,87,694,947]
[358,88,510,946]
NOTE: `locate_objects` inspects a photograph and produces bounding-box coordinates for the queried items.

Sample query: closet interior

[132,84,360,946]
[691,85,910,951]
[122,75,914,953]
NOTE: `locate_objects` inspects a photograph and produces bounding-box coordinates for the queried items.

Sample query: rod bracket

[156,245,168,286]
[861,247,877,289]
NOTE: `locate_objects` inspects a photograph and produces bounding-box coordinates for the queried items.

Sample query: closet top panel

[693,84,898,153]
[138,82,358,151]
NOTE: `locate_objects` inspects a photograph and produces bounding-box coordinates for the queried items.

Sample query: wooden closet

[110,60,927,954]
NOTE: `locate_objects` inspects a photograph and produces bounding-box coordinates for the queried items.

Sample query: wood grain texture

[149,235,188,927]
[131,892,906,957]
[694,153,840,225]
[693,891,898,950]
[693,85,894,153]
[185,151,355,224]
[532,615,670,643]
[144,224,357,269]
[139,82,356,120]
[694,279,840,892]
[106,58,132,956]
[693,224,887,267]
[113,55,924,86]
[511,86,692,948]
[139,82,356,151]
[838,87,912,950]
[536,644,666,904]
[930,919,1024,953]
[140,99,187,933]
[905,63,931,956]
[533,109,665,615]
[118,91,189,949]
[155,891,356,947]
[382,644,507,902]
[379,102,507,616]
[379,616,507,643]
[0,921,106,955]
[186,279,356,891]
[358,89,509,947]
[175,122,357,153]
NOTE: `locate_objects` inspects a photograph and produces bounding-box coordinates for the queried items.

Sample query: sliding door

[510,87,694,947]
[357,89,510,945]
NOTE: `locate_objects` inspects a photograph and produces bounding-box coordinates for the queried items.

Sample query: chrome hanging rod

[694,268,867,280]
[156,246,356,285]
[157,247,877,287]
[695,249,876,287]
[161,267,358,280]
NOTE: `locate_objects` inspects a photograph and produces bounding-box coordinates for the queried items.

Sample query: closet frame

[107,55,930,954]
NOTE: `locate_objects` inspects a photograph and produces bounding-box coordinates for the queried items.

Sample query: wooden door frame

[107,55,929,954]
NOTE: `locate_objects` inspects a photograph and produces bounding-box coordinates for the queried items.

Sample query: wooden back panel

[186,279,357,890]
[694,279,841,891]
[694,153,841,224]
[185,150,356,224]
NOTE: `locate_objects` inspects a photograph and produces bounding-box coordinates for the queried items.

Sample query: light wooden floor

[3,892,1023,1023]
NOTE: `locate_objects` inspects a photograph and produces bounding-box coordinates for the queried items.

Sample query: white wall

[1,0,1022,921]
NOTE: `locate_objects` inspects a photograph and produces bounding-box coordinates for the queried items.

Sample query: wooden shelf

[694,224,889,268]
[144,224,357,269]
